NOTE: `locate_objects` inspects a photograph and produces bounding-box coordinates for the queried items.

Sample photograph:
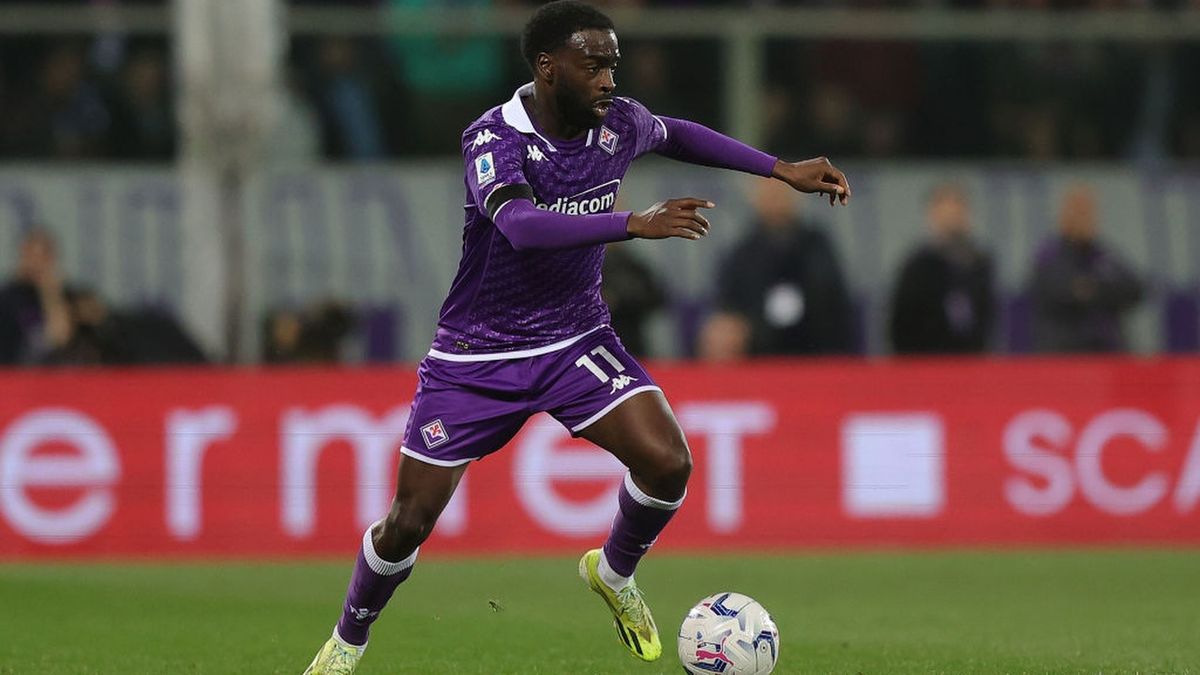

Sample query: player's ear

[536,52,554,83]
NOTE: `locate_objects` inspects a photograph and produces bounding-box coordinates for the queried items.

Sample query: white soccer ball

[677,592,780,674]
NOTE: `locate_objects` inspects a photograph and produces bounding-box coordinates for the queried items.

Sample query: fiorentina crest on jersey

[420,419,450,449]
[598,126,619,155]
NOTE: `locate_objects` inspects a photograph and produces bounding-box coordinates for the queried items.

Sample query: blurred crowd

[686,177,1145,361]
[1,0,1199,161]
[0,38,175,160]
[0,175,1151,366]
[0,229,205,365]
[0,227,359,366]
[0,0,1179,366]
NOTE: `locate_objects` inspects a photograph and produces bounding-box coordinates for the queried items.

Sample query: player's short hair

[521,1,615,72]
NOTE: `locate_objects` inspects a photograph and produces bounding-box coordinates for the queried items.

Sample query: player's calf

[333,523,420,648]
[310,457,462,668]
[374,501,441,562]
[601,472,686,588]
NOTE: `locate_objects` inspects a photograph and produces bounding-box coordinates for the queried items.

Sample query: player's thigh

[378,455,468,557]
[541,329,688,471]
[390,452,467,525]
[401,356,531,469]
[576,388,690,481]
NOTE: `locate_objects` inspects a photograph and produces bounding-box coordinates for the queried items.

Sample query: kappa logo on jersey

[349,606,379,621]
[471,129,501,148]
[535,179,621,216]
[609,373,639,394]
[598,126,619,154]
[420,419,450,449]
[475,152,496,187]
[527,145,546,162]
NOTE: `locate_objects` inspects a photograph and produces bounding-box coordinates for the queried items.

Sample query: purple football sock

[602,473,685,578]
[334,524,418,646]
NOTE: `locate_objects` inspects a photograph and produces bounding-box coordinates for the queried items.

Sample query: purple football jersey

[430,83,668,356]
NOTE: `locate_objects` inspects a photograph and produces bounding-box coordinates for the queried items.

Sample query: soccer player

[303,2,850,672]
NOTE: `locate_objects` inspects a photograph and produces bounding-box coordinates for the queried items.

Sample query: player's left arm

[642,112,851,206]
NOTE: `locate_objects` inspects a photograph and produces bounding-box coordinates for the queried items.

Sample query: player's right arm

[465,125,712,250]
[625,198,713,241]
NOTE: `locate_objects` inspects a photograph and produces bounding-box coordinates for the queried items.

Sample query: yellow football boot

[579,548,662,662]
[302,635,364,675]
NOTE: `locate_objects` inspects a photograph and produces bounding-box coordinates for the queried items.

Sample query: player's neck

[524,88,587,142]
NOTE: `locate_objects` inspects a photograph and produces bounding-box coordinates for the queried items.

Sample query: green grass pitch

[2,550,1198,674]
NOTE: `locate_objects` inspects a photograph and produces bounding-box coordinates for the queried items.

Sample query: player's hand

[772,157,851,206]
[627,198,713,241]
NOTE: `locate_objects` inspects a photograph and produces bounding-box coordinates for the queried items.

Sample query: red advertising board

[1,358,1198,558]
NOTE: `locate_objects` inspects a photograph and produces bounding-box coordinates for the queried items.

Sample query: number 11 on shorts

[575,346,626,382]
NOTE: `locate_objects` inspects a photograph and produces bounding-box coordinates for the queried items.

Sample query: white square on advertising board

[841,413,945,518]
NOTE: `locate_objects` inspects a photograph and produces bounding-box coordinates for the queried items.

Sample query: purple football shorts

[400,326,661,467]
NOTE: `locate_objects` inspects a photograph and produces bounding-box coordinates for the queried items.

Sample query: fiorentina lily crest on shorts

[598,126,618,155]
[420,419,450,449]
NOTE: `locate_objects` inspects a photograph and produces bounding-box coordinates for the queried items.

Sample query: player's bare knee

[663,445,693,491]
[643,441,692,498]
[378,504,437,558]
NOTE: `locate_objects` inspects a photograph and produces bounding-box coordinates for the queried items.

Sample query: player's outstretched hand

[627,198,714,241]
[772,157,851,206]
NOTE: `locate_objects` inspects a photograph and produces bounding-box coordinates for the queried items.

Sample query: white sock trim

[362,523,418,576]
[598,549,632,592]
[332,627,366,653]
[623,472,685,511]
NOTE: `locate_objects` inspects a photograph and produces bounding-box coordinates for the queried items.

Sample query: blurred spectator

[107,303,207,364]
[984,41,1140,159]
[601,244,666,358]
[42,286,125,365]
[0,229,205,366]
[1170,40,1200,158]
[0,9,1184,161]
[713,178,854,356]
[812,38,920,158]
[799,82,862,158]
[3,43,111,158]
[264,308,304,363]
[107,47,176,159]
[0,62,7,135]
[41,285,207,366]
[696,311,751,363]
[385,0,506,155]
[621,43,672,115]
[1029,185,1144,354]
[889,183,995,354]
[766,35,919,158]
[912,41,991,157]
[263,300,356,363]
[619,37,723,128]
[0,229,73,364]
[312,37,386,160]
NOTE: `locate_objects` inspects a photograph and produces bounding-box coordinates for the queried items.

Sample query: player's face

[553,29,620,129]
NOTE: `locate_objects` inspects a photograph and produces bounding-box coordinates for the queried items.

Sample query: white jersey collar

[500,82,558,151]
